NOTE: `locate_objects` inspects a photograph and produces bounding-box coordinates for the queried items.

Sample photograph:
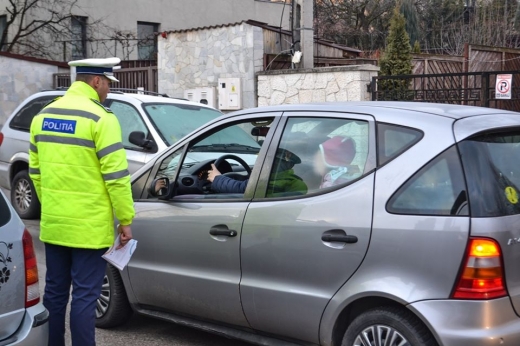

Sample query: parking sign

[496,74,512,99]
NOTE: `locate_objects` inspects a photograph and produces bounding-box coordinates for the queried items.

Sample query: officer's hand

[117,224,133,249]
[207,164,221,182]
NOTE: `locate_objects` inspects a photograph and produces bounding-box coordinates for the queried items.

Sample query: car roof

[35,89,218,110]
[232,101,518,121]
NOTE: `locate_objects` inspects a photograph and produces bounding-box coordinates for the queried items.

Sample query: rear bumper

[1,303,49,346]
[409,297,520,346]
[0,161,10,190]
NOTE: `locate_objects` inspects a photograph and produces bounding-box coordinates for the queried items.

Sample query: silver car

[0,189,48,345]
[0,89,222,219]
[96,101,520,346]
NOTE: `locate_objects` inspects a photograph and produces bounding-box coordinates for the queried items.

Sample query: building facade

[158,20,373,112]
[0,0,290,61]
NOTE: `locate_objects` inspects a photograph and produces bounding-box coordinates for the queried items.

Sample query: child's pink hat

[319,136,356,168]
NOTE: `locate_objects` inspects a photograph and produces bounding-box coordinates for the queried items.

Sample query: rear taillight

[0,132,3,146]
[22,229,40,307]
[452,237,507,300]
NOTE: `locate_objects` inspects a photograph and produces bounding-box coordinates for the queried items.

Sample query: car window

[387,146,468,216]
[149,118,272,200]
[458,130,520,217]
[144,103,223,146]
[0,193,11,227]
[377,123,423,166]
[9,96,57,131]
[109,101,150,149]
[265,117,370,197]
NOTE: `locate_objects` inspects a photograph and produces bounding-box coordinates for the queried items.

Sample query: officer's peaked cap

[69,57,121,82]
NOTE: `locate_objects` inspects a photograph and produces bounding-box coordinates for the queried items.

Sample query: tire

[342,307,438,346]
[95,264,133,328]
[10,170,41,219]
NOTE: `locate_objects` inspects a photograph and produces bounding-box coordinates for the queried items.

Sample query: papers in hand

[102,235,137,271]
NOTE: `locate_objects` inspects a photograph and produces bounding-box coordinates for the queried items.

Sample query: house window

[71,16,87,59]
[0,15,7,51]
[137,22,159,60]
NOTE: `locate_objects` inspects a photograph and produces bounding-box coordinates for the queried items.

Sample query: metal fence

[371,71,520,112]
[53,66,158,92]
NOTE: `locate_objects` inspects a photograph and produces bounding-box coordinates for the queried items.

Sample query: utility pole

[293,0,314,69]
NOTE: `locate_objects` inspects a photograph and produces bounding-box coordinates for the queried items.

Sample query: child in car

[314,136,360,188]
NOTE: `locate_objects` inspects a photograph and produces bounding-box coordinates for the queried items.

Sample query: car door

[239,113,376,344]
[106,99,153,174]
[0,191,26,340]
[126,113,281,326]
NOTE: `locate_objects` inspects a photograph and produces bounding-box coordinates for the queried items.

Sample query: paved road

[3,187,253,346]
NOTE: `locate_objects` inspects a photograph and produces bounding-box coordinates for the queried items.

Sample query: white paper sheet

[102,235,138,271]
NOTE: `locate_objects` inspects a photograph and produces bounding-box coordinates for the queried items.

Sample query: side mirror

[129,131,155,151]
[148,177,171,199]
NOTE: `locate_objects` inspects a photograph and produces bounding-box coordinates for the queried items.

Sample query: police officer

[29,57,135,346]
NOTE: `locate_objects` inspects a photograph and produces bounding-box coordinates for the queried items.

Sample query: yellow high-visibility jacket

[29,81,135,249]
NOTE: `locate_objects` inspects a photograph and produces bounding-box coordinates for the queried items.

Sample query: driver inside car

[207,148,308,196]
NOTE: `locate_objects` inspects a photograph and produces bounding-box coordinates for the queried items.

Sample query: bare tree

[1,0,82,58]
[315,0,520,57]
[0,0,139,60]
[315,0,396,53]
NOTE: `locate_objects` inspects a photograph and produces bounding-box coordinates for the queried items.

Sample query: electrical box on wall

[183,87,216,108]
[218,78,242,110]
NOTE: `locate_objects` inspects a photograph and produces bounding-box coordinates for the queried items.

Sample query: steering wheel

[213,154,252,176]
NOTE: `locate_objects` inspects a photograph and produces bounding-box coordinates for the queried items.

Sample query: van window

[144,103,222,146]
[109,101,150,150]
[9,96,57,131]
[458,130,520,217]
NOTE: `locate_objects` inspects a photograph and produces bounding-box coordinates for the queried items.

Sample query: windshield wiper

[190,143,260,153]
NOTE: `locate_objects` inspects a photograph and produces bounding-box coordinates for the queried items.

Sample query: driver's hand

[207,164,222,182]
[155,178,167,193]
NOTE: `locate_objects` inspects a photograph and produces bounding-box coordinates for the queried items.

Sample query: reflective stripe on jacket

[29,81,135,249]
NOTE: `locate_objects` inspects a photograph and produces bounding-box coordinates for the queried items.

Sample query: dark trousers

[44,243,108,346]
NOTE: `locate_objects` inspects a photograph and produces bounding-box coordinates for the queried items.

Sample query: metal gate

[52,66,158,92]
[370,71,520,112]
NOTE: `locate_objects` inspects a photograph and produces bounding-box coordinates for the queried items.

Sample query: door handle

[321,234,358,243]
[210,227,237,237]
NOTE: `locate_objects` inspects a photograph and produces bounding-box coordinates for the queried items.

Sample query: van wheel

[96,264,133,328]
[342,307,437,346]
[11,170,40,219]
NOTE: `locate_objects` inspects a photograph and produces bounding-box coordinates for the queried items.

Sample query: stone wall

[158,23,264,110]
[0,54,67,126]
[257,65,379,106]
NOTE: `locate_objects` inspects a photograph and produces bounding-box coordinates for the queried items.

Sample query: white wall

[0,55,67,125]
[257,65,380,106]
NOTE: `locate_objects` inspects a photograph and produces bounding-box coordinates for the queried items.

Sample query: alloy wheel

[13,179,32,212]
[96,274,110,318]
[353,325,410,346]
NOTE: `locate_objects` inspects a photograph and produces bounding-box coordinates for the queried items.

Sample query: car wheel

[95,264,133,328]
[11,170,40,219]
[342,307,438,346]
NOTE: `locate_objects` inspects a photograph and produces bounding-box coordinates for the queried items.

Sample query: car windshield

[143,103,223,146]
[190,124,261,155]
